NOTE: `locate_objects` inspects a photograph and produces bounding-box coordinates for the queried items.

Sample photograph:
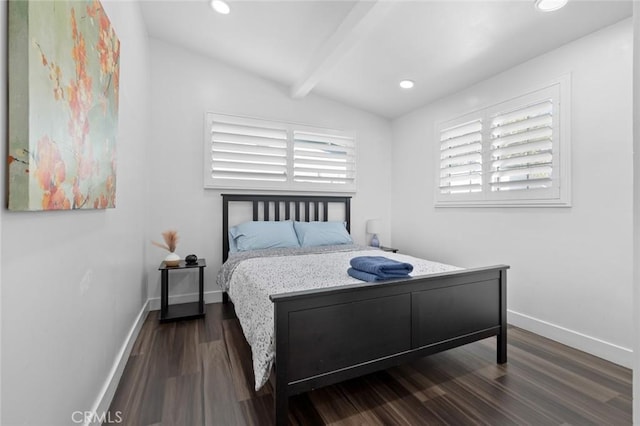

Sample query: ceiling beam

[290,0,394,99]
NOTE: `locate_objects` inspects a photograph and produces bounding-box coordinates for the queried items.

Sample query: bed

[218,194,509,425]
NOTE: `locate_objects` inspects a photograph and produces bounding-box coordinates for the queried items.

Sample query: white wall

[1,2,150,425]
[146,39,393,303]
[391,19,633,366]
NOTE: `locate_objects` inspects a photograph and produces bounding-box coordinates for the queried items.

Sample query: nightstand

[159,258,206,323]
[380,246,399,253]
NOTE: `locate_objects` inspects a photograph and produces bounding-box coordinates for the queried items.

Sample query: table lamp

[366,219,382,248]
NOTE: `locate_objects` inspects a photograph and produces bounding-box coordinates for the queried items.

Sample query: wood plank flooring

[108,302,631,425]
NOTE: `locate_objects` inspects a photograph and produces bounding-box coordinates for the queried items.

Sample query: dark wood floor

[108,302,632,425]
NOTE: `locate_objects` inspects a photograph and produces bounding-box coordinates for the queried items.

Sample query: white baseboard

[87,300,150,426]
[148,290,223,311]
[508,309,633,368]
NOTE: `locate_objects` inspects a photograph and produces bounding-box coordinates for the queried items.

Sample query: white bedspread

[217,245,462,390]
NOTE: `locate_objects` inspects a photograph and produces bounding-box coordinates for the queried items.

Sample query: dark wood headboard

[222,194,352,262]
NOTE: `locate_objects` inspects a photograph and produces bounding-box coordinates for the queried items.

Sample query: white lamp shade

[366,219,382,234]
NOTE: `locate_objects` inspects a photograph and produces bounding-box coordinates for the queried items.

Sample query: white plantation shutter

[209,117,288,187]
[204,113,356,192]
[435,77,570,207]
[439,120,483,194]
[293,130,356,191]
[490,100,553,192]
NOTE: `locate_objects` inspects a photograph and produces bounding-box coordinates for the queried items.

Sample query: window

[204,113,356,192]
[292,130,356,187]
[208,115,288,187]
[490,99,554,194]
[435,77,570,207]
[439,119,483,195]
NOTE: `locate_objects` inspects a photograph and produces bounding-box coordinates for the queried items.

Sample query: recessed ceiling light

[211,0,230,15]
[399,80,415,89]
[534,0,568,12]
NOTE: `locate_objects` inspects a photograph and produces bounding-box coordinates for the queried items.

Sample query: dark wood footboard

[270,265,508,425]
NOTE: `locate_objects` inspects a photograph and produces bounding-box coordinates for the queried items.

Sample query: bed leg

[275,391,289,426]
[497,268,507,364]
[273,299,290,425]
[222,291,229,304]
[497,327,507,364]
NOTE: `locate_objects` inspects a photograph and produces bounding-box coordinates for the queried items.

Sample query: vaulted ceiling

[140,0,632,118]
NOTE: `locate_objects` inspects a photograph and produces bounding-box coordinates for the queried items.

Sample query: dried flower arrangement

[152,230,179,253]
[153,230,180,266]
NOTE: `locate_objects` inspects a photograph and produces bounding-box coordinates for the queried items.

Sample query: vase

[164,252,180,267]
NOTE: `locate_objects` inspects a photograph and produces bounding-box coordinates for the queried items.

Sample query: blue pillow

[294,221,353,247]
[229,221,300,252]
[228,231,238,254]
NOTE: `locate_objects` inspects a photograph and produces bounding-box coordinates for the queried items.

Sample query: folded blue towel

[350,256,413,279]
[348,267,387,282]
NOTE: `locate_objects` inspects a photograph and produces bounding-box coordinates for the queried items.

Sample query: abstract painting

[8,0,120,211]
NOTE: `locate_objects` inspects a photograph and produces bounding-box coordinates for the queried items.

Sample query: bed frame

[221,194,509,425]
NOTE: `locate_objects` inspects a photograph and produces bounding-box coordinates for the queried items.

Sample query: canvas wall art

[8,0,120,211]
